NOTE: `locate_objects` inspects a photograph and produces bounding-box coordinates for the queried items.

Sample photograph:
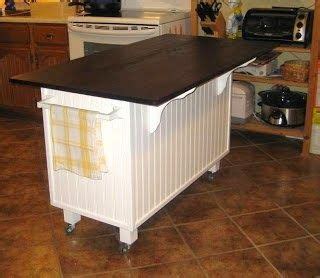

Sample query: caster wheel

[206,171,215,182]
[65,224,75,235]
[119,243,131,254]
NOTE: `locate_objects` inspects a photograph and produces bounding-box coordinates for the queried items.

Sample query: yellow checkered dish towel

[50,105,107,180]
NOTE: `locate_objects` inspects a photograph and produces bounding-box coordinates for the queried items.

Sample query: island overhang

[10,34,277,106]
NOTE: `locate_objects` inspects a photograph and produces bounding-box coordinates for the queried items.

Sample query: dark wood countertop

[11,34,276,106]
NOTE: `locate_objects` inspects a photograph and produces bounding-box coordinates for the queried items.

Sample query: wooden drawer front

[33,24,68,46]
[0,23,30,44]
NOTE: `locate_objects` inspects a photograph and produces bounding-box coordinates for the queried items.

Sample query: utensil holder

[200,13,226,38]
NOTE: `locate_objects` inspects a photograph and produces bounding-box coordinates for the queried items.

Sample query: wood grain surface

[11,34,277,106]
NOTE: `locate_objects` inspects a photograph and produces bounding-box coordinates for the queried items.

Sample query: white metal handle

[37,97,122,121]
[68,25,157,36]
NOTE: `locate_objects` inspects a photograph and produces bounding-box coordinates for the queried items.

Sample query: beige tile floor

[1,112,320,277]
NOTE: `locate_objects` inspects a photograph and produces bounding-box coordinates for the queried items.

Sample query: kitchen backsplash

[122,0,190,11]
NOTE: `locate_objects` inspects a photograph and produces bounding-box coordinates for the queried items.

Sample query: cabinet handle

[46,33,54,40]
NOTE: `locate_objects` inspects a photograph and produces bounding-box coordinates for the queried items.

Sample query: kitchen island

[11,34,275,251]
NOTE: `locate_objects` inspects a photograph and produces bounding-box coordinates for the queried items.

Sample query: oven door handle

[68,25,158,36]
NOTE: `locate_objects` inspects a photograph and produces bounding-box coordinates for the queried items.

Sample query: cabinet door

[35,47,69,69]
[0,47,40,108]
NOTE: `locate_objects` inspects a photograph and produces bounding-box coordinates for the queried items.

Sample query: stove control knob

[295,32,302,40]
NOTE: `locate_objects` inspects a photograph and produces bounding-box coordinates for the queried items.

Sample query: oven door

[68,23,160,60]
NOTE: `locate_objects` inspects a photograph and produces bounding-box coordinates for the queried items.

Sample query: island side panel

[40,88,135,230]
[130,76,232,228]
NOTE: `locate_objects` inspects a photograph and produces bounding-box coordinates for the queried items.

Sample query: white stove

[68,9,191,60]
[69,10,190,25]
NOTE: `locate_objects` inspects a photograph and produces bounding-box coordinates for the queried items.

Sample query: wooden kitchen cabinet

[33,24,69,70]
[0,47,39,108]
[0,22,69,116]
[35,48,69,70]
[33,24,68,46]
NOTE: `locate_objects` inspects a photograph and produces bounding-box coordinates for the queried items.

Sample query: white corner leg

[63,209,81,225]
[209,161,220,173]
[206,162,220,182]
[120,228,138,245]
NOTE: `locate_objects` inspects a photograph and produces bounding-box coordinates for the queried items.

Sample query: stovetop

[68,9,190,25]
[83,12,122,17]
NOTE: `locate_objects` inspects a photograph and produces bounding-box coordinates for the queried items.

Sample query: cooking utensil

[196,1,218,22]
[212,0,222,15]
[258,86,307,127]
[196,3,206,21]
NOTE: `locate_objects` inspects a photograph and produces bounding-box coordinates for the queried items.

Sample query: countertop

[0,3,75,24]
[0,14,69,24]
[11,34,277,106]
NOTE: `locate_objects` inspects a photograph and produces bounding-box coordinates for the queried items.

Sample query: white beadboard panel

[130,76,232,227]
[41,88,135,229]
[41,73,232,235]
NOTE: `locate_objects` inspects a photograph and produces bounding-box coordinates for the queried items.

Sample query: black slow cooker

[258,86,307,127]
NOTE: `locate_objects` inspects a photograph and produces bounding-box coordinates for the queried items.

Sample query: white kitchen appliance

[234,51,279,77]
[235,59,277,77]
[231,81,255,123]
[68,10,191,60]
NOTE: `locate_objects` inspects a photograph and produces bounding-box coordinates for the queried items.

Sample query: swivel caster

[206,171,215,182]
[65,224,76,235]
[119,243,131,254]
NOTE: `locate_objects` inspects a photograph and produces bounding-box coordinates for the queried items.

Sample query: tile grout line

[180,186,235,197]
[251,174,320,189]
[49,222,131,276]
[194,246,256,259]
[164,209,209,278]
[253,142,282,162]
[277,200,320,210]
[255,234,314,248]
[226,207,281,218]
[211,194,283,277]
[277,204,320,245]
[66,258,205,277]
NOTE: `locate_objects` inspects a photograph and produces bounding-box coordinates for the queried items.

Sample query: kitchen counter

[0,3,76,24]
[11,34,277,248]
[11,34,276,106]
[0,13,71,24]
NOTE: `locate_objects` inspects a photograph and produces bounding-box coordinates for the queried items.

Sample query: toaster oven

[242,7,313,46]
